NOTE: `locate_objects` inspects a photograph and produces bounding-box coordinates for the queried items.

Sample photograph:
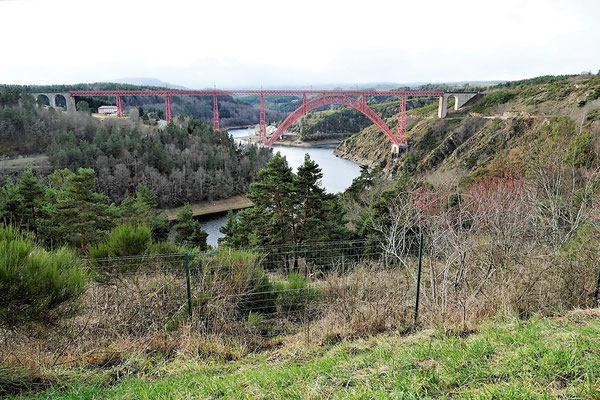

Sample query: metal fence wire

[19,234,597,364]
[79,239,418,346]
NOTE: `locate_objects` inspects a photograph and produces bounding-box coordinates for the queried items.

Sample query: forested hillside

[0,90,271,207]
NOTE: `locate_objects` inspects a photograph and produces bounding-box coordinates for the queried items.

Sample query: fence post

[185,253,192,318]
[414,231,424,327]
[593,264,600,308]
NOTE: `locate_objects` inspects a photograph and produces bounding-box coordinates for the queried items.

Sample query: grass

[11,310,600,399]
[0,155,49,167]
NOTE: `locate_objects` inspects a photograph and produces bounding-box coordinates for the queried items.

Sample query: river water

[199,128,361,247]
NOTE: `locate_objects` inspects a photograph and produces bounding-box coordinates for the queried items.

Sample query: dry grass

[1,242,598,390]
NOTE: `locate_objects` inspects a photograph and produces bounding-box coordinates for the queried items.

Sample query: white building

[98,105,118,115]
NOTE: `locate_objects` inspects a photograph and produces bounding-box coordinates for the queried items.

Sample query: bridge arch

[53,94,67,109]
[266,95,401,147]
[36,94,50,106]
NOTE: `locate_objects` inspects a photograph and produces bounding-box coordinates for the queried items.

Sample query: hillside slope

[335,75,600,181]
[12,311,600,399]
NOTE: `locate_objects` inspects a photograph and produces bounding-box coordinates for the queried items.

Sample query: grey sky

[1,0,599,87]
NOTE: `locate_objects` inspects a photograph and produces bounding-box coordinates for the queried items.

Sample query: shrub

[565,132,594,167]
[239,268,277,316]
[0,225,87,328]
[88,225,153,276]
[89,224,151,258]
[196,250,277,316]
[471,91,516,113]
[246,312,269,335]
[586,87,600,102]
[106,224,151,256]
[147,241,187,255]
[275,273,320,315]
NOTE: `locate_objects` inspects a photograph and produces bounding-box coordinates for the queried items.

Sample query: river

[199,128,361,247]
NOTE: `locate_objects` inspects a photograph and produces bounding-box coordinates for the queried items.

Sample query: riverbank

[164,195,253,221]
[274,138,342,148]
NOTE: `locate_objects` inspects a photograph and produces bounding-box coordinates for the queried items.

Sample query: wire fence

[3,235,599,368]
[82,239,415,346]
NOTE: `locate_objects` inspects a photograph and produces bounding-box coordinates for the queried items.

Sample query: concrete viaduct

[29,92,76,112]
[438,92,477,118]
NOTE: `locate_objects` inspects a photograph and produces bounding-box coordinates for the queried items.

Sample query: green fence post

[593,265,600,308]
[414,231,424,327]
[185,253,192,318]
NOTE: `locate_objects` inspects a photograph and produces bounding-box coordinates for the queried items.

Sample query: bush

[239,268,277,316]
[196,250,277,316]
[471,91,516,112]
[0,225,87,327]
[275,273,320,315]
[565,132,594,167]
[89,224,151,259]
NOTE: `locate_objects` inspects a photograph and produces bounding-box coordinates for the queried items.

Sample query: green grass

[12,311,600,399]
[0,155,48,167]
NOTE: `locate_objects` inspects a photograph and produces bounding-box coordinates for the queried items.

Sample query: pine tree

[295,154,327,243]
[16,167,46,233]
[53,168,116,255]
[173,204,208,250]
[218,210,238,247]
[150,212,170,242]
[247,153,296,245]
[221,153,350,251]
[0,180,23,225]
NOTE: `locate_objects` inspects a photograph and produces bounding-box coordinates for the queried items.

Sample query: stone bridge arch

[30,92,75,112]
[36,94,51,106]
[437,93,478,118]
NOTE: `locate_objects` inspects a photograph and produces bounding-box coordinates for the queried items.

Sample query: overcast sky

[1,0,599,88]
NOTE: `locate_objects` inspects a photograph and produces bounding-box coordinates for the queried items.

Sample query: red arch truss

[266,95,405,148]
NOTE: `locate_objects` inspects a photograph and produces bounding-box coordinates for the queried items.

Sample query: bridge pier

[438,93,477,118]
[259,93,266,146]
[213,95,219,131]
[165,95,172,122]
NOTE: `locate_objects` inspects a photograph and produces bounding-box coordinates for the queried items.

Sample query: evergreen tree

[247,153,296,245]
[218,210,238,246]
[0,180,22,225]
[222,153,350,251]
[52,168,116,255]
[120,185,158,225]
[173,204,208,250]
[16,167,46,233]
[150,212,170,242]
[295,154,327,243]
